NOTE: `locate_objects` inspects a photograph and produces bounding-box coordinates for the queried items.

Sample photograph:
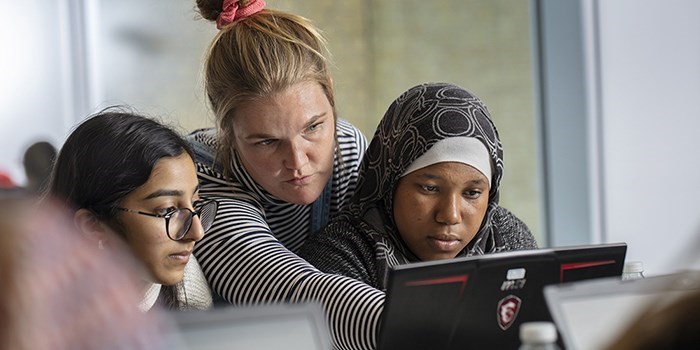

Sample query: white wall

[0,0,214,187]
[0,0,83,184]
[593,0,700,275]
[537,0,700,276]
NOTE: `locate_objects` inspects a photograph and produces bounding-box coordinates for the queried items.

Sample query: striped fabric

[187,120,384,350]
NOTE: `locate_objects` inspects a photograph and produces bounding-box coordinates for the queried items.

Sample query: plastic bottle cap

[623,261,644,273]
[520,322,558,343]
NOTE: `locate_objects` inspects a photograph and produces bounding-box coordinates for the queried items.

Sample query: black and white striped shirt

[187,120,383,350]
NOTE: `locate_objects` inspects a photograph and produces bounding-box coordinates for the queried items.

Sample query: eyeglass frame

[115,199,217,241]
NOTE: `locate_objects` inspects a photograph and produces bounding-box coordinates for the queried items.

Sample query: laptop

[377,243,627,350]
[164,303,332,350]
[544,270,700,350]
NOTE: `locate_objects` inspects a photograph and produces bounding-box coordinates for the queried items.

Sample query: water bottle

[519,322,560,350]
[621,261,645,280]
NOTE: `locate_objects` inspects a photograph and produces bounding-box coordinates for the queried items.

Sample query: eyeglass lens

[168,201,218,240]
[197,201,217,232]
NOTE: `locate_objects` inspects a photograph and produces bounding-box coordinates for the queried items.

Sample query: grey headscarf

[341,82,506,270]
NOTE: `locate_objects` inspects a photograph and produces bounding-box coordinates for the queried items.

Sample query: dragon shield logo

[496,295,522,330]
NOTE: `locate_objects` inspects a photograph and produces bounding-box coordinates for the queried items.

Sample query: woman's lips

[168,251,191,263]
[287,175,312,186]
[427,236,461,252]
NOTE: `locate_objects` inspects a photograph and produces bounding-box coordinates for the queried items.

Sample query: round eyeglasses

[116,199,218,241]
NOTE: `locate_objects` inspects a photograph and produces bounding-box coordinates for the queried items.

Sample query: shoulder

[178,255,213,310]
[336,119,368,150]
[186,128,224,175]
[187,128,218,149]
[331,120,369,200]
[491,206,527,229]
[336,119,363,137]
[491,206,539,250]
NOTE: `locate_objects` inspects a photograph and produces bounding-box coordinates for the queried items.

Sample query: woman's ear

[73,209,112,248]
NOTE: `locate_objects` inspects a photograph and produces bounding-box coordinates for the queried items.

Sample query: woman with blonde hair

[188,1,382,349]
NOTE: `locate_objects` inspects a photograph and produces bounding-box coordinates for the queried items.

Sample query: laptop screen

[378,243,627,350]
[165,303,331,350]
[544,271,700,350]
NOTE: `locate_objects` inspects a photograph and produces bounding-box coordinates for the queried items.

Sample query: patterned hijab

[343,82,506,265]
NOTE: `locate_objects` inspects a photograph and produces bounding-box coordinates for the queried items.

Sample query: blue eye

[256,139,275,146]
[307,122,323,132]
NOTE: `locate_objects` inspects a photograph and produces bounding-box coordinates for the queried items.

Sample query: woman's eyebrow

[244,132,276,141]
[466,178,487,185]
[143,189,184,200]
[417,173,443,180]
[303,113,326,128]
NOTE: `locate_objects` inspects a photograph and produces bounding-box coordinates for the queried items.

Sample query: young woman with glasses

[48,108,217,311]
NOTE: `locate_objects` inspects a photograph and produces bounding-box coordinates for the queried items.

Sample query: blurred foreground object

[0,192,169,350]
[605,225,700,349]
[604,273,700,349]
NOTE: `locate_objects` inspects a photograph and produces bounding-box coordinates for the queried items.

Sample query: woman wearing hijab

[301,82,537,291]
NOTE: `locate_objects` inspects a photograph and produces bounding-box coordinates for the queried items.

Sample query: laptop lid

[448,249,559,349]
[164,303,332,350]
[544,271,700,350]
[554,242,627,283]
[377,253,482,350]
[378,243,627,350]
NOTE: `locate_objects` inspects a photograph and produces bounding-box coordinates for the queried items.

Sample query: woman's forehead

[125,154,198,203]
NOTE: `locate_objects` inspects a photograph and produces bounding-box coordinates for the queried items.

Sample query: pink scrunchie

[216,0,266,29]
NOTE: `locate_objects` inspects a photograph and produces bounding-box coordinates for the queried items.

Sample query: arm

[193,170,383,350]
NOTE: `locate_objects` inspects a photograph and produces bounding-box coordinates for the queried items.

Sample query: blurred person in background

[604,280,700,349]
[48,108,216,311]
[0,171,15,189]
[604,229,700,349]
[22,140,56,193]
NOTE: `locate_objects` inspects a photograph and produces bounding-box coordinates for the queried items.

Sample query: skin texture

[393,162,490,260]
[232,81,336,205]
[113,153,204,286]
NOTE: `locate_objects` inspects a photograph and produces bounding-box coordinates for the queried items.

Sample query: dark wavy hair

[48,107,194,223]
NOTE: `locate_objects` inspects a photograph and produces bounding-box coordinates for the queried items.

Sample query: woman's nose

[434,194,462,225]
[283,140,309,170]
[184,215,205,242]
